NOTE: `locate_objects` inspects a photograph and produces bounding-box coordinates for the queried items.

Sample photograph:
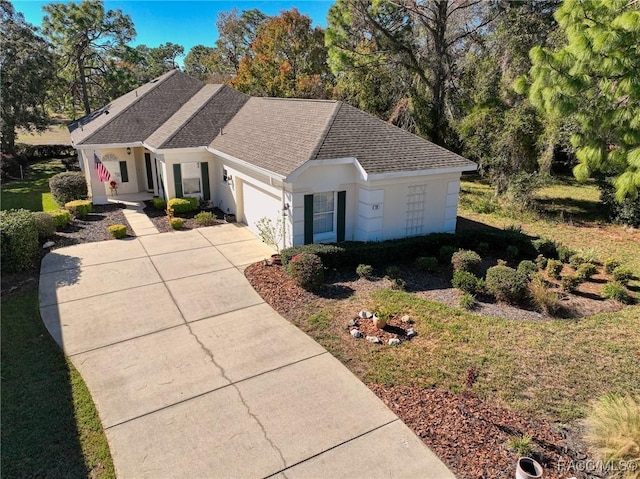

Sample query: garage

[241,181,283,234]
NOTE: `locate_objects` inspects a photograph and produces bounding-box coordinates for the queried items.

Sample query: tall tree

[0,0,56,153]
[42,0,135,116]
[455,1,558,195]
[524,0,640,201]
[184,44,218,81]
[231,9,333,98]
[327,0,494,148]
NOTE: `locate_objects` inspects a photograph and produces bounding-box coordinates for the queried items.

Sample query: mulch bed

[142,201,225,233]
[244,261,609,479]
[370,384,597,479]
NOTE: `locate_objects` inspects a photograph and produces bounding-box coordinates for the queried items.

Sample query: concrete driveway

[39,223,454,478]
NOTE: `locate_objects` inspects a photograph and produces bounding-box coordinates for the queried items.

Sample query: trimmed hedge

[32,211,57,239]
[281,228,540,270]
[0,209,39,273]
[168,197,197,214]
[452,271,483,295]
[451,249,482,274]
[152,197,166,210]
[485,265,528,303]
[48,209,72,228]
[65,200,92,218]
[286,253,324,291]
[108,224,127,239]
[170,217,184,229]
[49,172,87,205]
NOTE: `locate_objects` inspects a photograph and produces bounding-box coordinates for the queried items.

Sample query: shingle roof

[209,97,340,176]
[160,85,249,150]
[314,103,475,174]
[69,71,476,176]
[74,70,203,146]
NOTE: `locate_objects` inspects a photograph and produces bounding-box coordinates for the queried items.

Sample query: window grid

[313,192,334,234]
[406,185,426,236]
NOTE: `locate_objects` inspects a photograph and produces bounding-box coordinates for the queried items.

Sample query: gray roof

[209,97,339,176]
[69,71,476,176]
[314,103,474,174]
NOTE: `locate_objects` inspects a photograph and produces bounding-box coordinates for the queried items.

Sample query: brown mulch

[1,204,134,295]
[370,384,596,479]
[244,261,613,479]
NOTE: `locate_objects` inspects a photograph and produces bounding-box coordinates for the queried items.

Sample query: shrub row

[281,229,539,269]
[15,143,76,159]
[168,197,198,214]
[1,209,39,273]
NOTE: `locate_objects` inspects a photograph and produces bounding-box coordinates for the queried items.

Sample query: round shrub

[416,256,438,273]
[557,245,575,263]
[167,197,197,214]
[0,209,39,273]
[356,264,374,279]
[604,258,621,275]
[287,253,324,291]
[485,265,528,304]
[194,211,216,226]
[561,274,582,293]
[452,270,483,295]
[546,259,563,280]
[451,249,482,274]
[532,238,558,258]
[170,217,184,229]
[32,211,57,239]
[49,172,87,205]
[517,260,538,279]
[602,282,631,303]
[438,245,457,264]
[476,242,489,256]
[569,253,586,269]
[48,209,71,229]
[385,265,401,280]
[152,197,166,210]
[612,266,634,284]
[64,200,92,218]
[108,224,127,239]
[506,245,519,260]
[576,262,597,281]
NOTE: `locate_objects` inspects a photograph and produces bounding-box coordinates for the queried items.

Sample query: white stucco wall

[96,148,139,196]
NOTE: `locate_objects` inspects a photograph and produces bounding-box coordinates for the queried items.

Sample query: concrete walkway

[39,224,454,479]
[108,193,159,236]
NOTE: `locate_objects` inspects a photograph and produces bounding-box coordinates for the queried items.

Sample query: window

[406,185,426,236]
[181,162,201,197]
[313,192,335,235]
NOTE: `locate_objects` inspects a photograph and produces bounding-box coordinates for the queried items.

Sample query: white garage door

[242,181,282,234]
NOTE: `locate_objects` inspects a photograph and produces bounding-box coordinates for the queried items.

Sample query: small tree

[255,216,284,253]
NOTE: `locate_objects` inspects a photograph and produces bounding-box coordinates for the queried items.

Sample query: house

[68,70,476,248]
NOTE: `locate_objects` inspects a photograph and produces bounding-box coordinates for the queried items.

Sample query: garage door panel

[242,182,282,233]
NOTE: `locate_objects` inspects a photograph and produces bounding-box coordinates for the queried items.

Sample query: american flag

[94,153,111,182]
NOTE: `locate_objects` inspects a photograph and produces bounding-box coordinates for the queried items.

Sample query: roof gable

[76,70,203,146]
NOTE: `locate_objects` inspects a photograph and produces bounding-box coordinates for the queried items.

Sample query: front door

[144,153,154,191]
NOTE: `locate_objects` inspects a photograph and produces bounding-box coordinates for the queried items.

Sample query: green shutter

[304,194,314,245]
[173,164,183,197]
[144,153,153,190]
[119,161,129,183]
[337,190,346,242]
[201,162,210,201]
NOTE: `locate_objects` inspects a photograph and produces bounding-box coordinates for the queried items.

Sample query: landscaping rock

[388,338,401,346]
[406,328,417,338]
[348,318,358,327]
[366,335,381,344]
[43,241,55,249]
[401,314,414,324]
[359,310,373,319]
[350,329,363,338]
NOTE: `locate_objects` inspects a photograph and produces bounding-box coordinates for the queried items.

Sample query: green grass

[1,286,115,478]
[17,123,71,145]
[1,160,64,211]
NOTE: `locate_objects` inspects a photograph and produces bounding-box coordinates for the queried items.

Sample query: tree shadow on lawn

[1,287,109,478]
[534,197,607,223]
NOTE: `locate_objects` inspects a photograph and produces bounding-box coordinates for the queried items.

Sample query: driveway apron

[39,223,454,478]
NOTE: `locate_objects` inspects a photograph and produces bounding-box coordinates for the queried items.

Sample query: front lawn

[1,159,65,212]
[1,286,114,478]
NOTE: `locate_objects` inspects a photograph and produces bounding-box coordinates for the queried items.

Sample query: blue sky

[14,1,333,63]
